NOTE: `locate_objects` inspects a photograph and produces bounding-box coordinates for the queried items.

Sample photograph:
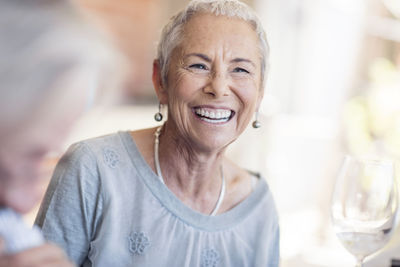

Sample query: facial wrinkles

[177,48,258,124]
[218,44,260,131]
[168,57,194,140]
[167,55,218,154]
[210,57,228,98]
[213,36,259,79]
[164,14,263,152]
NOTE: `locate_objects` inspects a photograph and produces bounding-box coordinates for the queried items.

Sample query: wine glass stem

[356,258,364,267]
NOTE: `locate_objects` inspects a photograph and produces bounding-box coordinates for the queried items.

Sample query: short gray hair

[156,0,269,88]
[0,0,122,130]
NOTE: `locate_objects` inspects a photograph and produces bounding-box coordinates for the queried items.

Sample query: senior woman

[0,0,122,265]
[35,0,279,266]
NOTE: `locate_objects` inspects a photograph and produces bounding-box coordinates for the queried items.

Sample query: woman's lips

[193,106,234,123]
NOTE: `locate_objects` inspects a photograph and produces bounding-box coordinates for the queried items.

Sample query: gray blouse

[35,132,280,267]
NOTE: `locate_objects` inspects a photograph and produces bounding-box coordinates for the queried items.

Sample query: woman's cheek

[3,183,42,214]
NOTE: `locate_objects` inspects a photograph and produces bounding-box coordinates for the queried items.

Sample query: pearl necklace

[154,126,225,216]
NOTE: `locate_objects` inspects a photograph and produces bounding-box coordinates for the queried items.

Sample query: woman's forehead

[184,13,258,44]
[177,13,260,60]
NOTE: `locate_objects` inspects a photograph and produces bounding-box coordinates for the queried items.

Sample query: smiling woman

[35,1,279,266]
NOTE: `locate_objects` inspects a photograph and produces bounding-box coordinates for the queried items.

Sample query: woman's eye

[233,67,250,74]
[189,64,208,70]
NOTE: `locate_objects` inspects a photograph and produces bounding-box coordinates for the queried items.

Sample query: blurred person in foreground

[35,0,280,266]
[0,0,123,266]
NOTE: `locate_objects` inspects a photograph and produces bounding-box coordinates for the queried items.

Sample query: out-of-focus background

[28,0,400,266]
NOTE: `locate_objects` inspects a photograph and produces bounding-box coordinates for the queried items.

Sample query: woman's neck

[156,124,226,212]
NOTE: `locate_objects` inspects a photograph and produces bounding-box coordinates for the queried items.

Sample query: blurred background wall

[30,0,400,266]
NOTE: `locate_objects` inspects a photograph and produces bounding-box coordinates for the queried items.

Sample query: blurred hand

[0,240,74,267]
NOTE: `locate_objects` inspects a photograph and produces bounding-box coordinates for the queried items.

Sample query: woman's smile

[192,106,235,124]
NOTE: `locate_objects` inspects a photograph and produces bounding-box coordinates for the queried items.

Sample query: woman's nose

[203,72,230,98]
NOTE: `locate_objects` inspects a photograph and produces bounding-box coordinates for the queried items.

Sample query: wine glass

[331,155,398,267]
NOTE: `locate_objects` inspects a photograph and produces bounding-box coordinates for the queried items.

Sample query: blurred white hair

[0,0,124,130]
[156,0,269,88]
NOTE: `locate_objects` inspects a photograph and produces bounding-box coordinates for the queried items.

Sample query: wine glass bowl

[331,155,398,266]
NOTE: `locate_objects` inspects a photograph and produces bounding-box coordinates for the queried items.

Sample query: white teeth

[194,107,232,122]
[201,117,229,124]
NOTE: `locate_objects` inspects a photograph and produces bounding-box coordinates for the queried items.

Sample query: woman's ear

[152,59,168,103]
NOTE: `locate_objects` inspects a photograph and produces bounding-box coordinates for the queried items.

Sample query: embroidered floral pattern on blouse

[103,148,120,168]
[129,231,151,255]
[201,248,220,267]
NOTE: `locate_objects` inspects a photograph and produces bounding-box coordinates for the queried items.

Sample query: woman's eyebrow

[184,53,211,62]
[183,54,256,68]
[231,58,256,67]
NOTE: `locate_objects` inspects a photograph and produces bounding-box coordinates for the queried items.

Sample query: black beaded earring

[252,111,261,128]
[154,103,163,122]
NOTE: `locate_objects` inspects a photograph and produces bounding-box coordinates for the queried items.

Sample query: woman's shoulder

[221,159,256,212]
[62,128,157,171]
[129,127,157,166]
[74,131,127,150]
[72,130,139,155]
[58,131,130,169]
[129,127,156,147]
[50,131,139,201]
[224,158,254,189]
[222,158,277,214]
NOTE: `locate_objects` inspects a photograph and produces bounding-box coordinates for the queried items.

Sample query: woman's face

[0,118,74,214]
[160,13,263,152]
[0,67,92,214]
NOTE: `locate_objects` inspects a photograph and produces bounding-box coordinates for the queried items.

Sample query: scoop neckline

[119,131,268,231]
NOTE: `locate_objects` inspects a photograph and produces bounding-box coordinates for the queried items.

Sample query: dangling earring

[154,103,163,122]
[252,111,261,128]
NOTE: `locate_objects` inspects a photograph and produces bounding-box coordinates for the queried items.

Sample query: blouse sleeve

[35,142,103,265]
